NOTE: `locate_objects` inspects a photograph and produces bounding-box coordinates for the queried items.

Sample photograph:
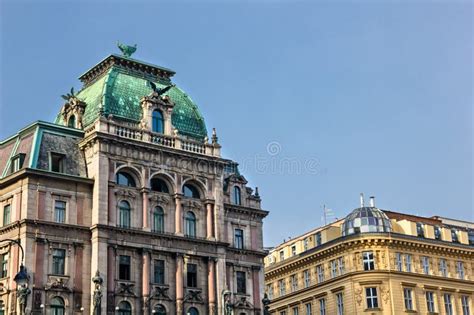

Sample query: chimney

[360,193,365,207]
[369,196,375,207]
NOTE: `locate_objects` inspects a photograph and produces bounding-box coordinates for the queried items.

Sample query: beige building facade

[0,48,268,314]
[264,197,474,315]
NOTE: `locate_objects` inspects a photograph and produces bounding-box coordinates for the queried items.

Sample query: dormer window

[50,152,65,173]
[11,153,25,173]
[434,226,442,240]
[152,110,164,133]
[68,115,76,128]
[416,223,425,237]
[451,229,459,243]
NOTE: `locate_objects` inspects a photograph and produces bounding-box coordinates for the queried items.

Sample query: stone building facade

[264,196,474,315]
[0,49,268,314]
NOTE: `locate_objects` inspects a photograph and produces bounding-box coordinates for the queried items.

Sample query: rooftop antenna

[323,204,335,225]
[360,193,365,207]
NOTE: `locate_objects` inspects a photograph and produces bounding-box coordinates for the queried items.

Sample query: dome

[341,206,392,236]
[55,54,208,140]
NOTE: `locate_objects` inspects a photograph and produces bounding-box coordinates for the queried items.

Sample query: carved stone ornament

[45,276,71,292]
[151,285,171,300]
[184,288,203,302]
[114,189,137,199]
[355,288,363,306]
[234,296,253,309]
[149,194,171,205]
[182,199,202,209]
[117,282,135,296]
[380,285,390,304]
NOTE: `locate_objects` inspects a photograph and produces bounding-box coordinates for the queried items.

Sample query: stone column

[142,250,150,313]
[107,246,116,315]
[206,201,215,239]
[176,254,184,314]
[142,188,149,230]
[208,258,217,314]
[252,266,261,311]
[108,184,116,226]
[174,194,183,235]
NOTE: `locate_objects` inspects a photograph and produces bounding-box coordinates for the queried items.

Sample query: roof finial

[212,128,219,144]
[360,193,365,207]
[117,41,137,58]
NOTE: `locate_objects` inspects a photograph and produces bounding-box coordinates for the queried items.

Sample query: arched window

[153,304,166,315]
[232,186,241,205]
[119,201,131,228]
[152,110,164,134]
[117,301,132,315]
[150,177,169,193]
[50,297,65,315]
[183,184,200,199]
[116,172,136,187]
[185,211,196,238]
[187,307,199,315]
[152,207,164,233]
[68,115,76,128]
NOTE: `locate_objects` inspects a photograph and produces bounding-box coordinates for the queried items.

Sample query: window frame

[426,291,435,313]
[118,255,131,281]
[152,109,164,134]
[118,200,131,228]
[290,274,298,292]
[456,261,465,279]
[52,248,66,275]
[365,287,378,309]
[319,298,326,315]
[49,152,65,173]
[461,295,470,315]
[54,200,66,224]
[2,204,11,226]
[444,293,453,315]
[316,264,324,283]
[303,269,311,288]
[362,251,375,271]
[185,211,197,238]
[232,186,242,205]
[421,256,430,275]
[336,292,344,315]
[152,206,165,233]
[403,288,413,311]
[405,254,412,272]
[186,263,198,288]
[236,270,246,294]
[234,229,244,249]
[1,253,8,278]
[153,259,165,285]
[439,259,447,277]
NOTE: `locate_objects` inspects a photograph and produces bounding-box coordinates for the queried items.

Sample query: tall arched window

[152,207,164,233]
[50,297,65,315]
[183,184,200,199]
[153,304,166,315]
[116,172,136,187]
[119,201,131,228]
[150,177,169,193]
[185,211,196,238]
[232,186,241,205]
[68,115,76,128]
[152,110,164,134]
[117,301,132,315]
[188,307,199,315]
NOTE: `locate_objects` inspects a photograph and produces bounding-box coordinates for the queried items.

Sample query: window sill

[404,310,417,313]
[364,307,382,312]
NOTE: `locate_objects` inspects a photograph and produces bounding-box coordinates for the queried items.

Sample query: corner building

[264,197,474,315]
[0,50,268,314]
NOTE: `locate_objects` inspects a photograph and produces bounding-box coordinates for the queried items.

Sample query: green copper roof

[55,57,207,140]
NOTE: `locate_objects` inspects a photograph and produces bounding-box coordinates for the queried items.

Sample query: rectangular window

[280,251,285,261]
[3,204,11,226]
[315,232,322,246]
[469,230,474,246]
[234,229,244,249]
[292,306,299,315]
[396,253,402,271]
[278,279,286,296]
[303,238,309,251]
[434,226,442,240]
[187,263,197,288]
[52,249,66,275]
[363,251,375,271]
[236,271,246,294]
[268,284,274,299]
[10,153,25,173]
[290,274,298,292]
[319,299,326,315]
[54,200,66,223]
[303,269,311,288]
[330,260,338,278]
[444,293,453,315]
[338,257,345,275]
[291,245,297,256]
[439,259,447,277]
[50,152,65,173]
[316,264,324,283]
[153,260,165,284]
[1,254,7,278]
[457,261,465,279]
[426,291,435,313]
[118,255,131,280]
[462,295,470,315]
[305,303,312,315]
[422,256,430,275]
[366,287,378,309]
[405,254,412,272]
[417,222,425,237]
[404,288,413,311]
[336,293,344,315]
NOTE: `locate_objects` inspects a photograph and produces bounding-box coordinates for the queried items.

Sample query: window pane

[119,255,131,280]
[154,260,165,284]
[236,271,246,294]
[54,201,66,223]
[52,249,65,275]
[187,263,197,287]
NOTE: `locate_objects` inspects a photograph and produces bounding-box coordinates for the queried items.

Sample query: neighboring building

[0,47,268,314]
[264,195,474,315]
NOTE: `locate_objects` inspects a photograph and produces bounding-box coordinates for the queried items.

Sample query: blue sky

[1,0,472,246]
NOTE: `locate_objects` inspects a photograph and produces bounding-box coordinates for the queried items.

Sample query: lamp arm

[0,238,25,263]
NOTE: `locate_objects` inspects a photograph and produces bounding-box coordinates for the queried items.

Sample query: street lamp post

[0,239,30,315]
